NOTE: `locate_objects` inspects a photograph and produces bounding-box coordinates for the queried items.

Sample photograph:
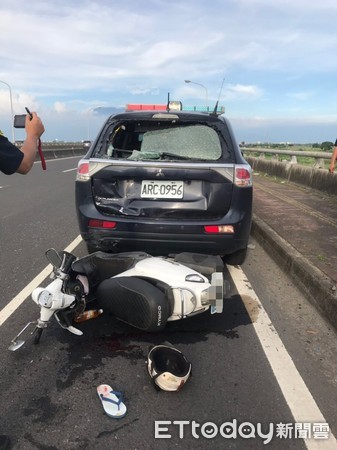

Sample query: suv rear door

[88,112,238,220]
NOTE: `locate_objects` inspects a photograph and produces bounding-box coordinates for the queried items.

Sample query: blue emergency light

[183,105,225,114]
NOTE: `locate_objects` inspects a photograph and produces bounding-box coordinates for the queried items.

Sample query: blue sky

[1,0,337,143]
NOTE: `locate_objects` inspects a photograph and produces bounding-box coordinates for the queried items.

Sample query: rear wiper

[160,152,195,160]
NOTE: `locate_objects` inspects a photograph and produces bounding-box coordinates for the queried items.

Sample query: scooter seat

[96,276,171,332]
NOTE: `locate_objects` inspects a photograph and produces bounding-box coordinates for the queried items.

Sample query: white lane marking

[0,235,82,327]
[62,168,77,173]
[228,265,337,449]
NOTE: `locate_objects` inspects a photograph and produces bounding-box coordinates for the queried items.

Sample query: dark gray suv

[75,107,252,265]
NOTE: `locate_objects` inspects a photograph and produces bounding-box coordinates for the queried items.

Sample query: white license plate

[141,180,184,199]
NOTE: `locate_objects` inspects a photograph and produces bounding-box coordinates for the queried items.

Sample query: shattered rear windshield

[96,120,232,161]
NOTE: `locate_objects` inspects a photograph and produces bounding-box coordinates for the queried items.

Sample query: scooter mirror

[8,321,37,352]
[8,339,25,352]
[45,248,63,268]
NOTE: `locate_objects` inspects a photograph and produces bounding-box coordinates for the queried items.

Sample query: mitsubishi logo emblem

[156,169,165,177]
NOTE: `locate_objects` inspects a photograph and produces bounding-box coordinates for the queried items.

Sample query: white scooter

[8,250,227,351]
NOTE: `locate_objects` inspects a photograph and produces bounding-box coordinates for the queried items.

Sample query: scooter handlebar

[59,252,77,274]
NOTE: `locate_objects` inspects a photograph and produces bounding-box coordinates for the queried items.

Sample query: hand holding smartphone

[13,107,47,170]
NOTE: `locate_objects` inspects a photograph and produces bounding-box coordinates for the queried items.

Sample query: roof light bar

[125,102,182,112]
[125,103,224,113]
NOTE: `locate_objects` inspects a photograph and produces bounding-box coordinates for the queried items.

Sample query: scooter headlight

[185,274,205,283]
[37,290,53,308]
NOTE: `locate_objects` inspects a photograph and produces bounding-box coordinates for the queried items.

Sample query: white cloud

[129,87,160,96]
[228,84,263,98]
[54,102,67,113]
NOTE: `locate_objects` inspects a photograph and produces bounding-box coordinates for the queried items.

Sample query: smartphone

[13,115,26,128]
[13,107,33,128]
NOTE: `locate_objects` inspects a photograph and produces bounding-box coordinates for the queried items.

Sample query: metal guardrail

[41,143,83,150]
[38,143,333,170]
[241,147,332,168]
[33,142,336,194]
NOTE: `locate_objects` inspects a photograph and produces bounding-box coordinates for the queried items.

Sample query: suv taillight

[88,219,116,229]
[234,166,252,187]
[76,162,90,181]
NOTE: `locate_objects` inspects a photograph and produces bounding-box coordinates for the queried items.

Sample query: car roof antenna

[211,77,225,116]
[166,92,170,111]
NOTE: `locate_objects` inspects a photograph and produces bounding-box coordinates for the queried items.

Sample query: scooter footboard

[96,277,171,331]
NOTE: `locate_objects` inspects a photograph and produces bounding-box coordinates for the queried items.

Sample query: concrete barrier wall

[246,156,337,196]
[38,145,86,161]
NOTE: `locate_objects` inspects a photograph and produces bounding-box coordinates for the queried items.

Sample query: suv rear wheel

[222,248,247,266]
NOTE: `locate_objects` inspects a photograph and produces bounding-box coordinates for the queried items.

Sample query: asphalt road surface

[0,157,336,450]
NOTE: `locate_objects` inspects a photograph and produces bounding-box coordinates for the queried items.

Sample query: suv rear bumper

[81,231,249,256]
[77,204,252,256]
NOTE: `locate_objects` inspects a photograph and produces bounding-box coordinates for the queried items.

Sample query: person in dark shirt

[329,139,337,173]
[0,111,44,175]
[0,111,44,450]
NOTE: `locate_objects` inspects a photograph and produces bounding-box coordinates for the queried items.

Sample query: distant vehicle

[75,103,253,265]
[82,140,91,149]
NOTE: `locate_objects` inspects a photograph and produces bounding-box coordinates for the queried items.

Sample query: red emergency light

[126,104,167,111]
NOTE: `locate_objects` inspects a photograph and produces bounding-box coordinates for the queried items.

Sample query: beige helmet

[147,345,192,392]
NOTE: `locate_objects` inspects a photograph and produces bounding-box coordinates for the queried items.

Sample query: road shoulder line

[228,264,337,449]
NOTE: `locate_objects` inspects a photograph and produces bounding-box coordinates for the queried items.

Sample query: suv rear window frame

[91,113,237,163]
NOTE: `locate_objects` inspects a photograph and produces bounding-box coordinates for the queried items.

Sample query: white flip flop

[97,384,127,419]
